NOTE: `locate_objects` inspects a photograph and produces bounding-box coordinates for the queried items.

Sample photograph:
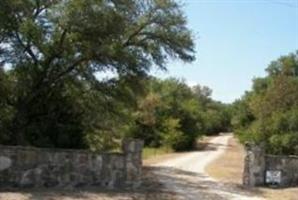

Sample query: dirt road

[149,134,264,200]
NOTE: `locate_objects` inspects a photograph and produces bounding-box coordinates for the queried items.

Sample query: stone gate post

[122,139,144,188]
[243,143,266,187]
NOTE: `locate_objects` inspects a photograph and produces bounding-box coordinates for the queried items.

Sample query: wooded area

[0,0,230,152]
[0,0,297,155]
[232,51,298,155]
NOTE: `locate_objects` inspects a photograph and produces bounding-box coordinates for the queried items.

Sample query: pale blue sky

[153,0,298,103]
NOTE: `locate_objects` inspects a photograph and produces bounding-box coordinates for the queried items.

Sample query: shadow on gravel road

[145,166,265,200]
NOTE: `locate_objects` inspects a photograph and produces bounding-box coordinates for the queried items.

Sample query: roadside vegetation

[142,146,173,160]
[232,51,298,155]
[127,78,232,151]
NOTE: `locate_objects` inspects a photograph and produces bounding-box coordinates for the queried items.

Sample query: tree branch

[45,28,68,66]
[48,57,87,87]
[14,32,39,66]
[123,20,152,47]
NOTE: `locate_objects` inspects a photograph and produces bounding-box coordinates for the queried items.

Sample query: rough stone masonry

[0,139,143,189]
[243,143,298,187]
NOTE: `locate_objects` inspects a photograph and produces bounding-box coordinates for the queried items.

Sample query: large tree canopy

[1,0,194,74]
[0,0,195,148]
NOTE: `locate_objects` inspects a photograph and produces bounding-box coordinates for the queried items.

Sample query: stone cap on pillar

[244,142,265,152]
[122,139,144,154]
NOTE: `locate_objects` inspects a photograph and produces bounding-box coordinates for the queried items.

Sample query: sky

[152,0,298,103]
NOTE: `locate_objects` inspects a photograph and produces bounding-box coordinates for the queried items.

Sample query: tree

[0,0,195,149]
[192,84,233,135]
[234,51,298,155]
[0,67,14,144]
[192,85,212,107]
[128,78,205,151]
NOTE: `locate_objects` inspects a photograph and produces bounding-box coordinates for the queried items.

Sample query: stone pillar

[122,139,144,188]
[243,143,266,187]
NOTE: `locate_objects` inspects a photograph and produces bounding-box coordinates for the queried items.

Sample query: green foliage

[161,118,186,151]
[0,68,15,143]
[231,96,255,129]
[0,0,195,150]
[234,51,298,155]
[128,78,232,151]
[127,78,203,151]
[0,0,232,152]
[203,102,232,134]
[192,84,233,135]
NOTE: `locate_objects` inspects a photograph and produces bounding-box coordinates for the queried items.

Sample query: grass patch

[206,136,245,184]
[142,147,173,160]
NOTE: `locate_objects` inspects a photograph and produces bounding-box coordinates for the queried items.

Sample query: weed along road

[149,134,264,200]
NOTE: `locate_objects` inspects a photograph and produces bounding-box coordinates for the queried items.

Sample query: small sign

[266,170,281,185]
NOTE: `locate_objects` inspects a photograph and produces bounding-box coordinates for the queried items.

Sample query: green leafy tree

[192,85,232,135]
[0,0,195,149]
[129,78,205,151]
[234,51,298,155]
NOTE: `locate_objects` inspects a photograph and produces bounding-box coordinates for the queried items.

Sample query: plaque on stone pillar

[266,170,281,185]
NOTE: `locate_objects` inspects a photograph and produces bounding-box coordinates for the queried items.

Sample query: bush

[233,51,298,155]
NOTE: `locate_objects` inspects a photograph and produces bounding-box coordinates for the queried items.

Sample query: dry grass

[206,136,298,200]
[142,147,173,160]
[143,136,214,166]
[206,135,245,185]
[143,151,186,166]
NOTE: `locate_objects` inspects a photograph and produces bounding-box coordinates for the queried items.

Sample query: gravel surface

[149,134,265,200]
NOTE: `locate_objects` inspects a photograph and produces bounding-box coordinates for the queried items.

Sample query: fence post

[243,142,266,187]
[122,139,144,188]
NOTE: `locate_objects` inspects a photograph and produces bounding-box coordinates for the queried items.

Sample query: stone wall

[243,143,298,187]
[0,139,143,189]
[265,155,298,187]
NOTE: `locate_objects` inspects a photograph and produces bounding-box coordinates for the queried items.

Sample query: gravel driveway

[149,134,265,200]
